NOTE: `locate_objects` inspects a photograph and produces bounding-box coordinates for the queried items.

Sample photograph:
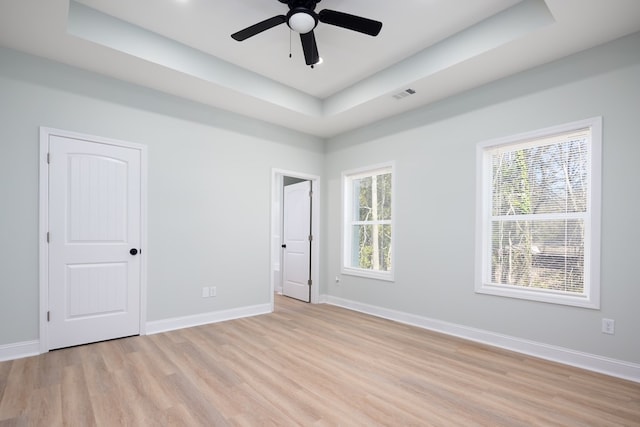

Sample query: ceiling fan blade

[231,15,287,41]
[318,9,382,36]
[300,31,320,66]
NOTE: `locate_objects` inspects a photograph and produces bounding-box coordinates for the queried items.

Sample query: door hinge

[308,279,312,286]
[309,190,313,198]
[46,232,50,243]
[47,311,50,322]
[47,153,50,164]
[308,235,313,242]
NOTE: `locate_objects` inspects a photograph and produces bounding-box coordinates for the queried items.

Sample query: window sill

[475,282,599,309]
[342,267,394,282]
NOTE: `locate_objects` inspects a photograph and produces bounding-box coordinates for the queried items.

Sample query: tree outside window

[343,163,394,281]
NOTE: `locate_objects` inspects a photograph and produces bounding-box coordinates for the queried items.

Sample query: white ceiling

[1,0,640,138]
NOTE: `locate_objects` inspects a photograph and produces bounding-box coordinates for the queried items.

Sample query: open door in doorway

[282,180,312,302]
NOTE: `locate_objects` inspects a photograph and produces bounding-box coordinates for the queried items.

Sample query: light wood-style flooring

[1,295,639,426]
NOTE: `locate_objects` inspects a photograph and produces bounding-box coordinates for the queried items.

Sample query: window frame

[342,162,395,282]
[475,117,602,308]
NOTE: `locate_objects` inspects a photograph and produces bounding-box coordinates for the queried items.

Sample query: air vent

[392,88,417,100]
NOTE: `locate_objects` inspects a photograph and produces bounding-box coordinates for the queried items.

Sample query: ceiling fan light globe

[289,12,316,34]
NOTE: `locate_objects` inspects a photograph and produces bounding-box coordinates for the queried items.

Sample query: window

[342,163,394,281]
[476,118,601,308]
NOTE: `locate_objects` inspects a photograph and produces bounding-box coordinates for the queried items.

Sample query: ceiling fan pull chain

[289,29,292,58]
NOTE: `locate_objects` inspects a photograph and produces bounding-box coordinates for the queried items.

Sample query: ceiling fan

[231,0,383,67]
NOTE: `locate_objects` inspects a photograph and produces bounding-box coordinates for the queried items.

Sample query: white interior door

[47,134,142,350]
[282,181,312,302]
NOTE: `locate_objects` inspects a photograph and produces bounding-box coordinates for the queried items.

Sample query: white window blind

[490,129,588,293]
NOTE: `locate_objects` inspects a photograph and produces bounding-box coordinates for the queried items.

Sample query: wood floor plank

[162,373,230,426]
[0,357,38,420]
[164,403,204,426]
[24,385,62,427]
[110,363,167,426]
[60,363,96,426]
[125,351,176,411]
[0,417,27,427]
[0,295,639,426]
[0,360,10,407]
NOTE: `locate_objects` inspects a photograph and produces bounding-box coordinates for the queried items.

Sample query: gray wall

[0,48,324,345]
[1,31,639,367]
[323,32,640,364]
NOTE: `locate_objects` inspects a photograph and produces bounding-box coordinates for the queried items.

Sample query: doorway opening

[270,169,320,311]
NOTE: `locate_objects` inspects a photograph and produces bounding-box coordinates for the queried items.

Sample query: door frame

[270,169,320,309]
[38,127,148,353]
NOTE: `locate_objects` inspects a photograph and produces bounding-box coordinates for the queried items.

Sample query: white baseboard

[146,303,272,335]
[0,304,272,362]
[324,295,640,383]
[0,340,40,362]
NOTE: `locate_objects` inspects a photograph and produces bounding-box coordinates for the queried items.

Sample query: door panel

[282,181,311,302]
[66,263,128,317]
[48,135,141,350]
[67,154,128,242]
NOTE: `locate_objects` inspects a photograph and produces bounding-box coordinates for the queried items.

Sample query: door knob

[130,248,139,256]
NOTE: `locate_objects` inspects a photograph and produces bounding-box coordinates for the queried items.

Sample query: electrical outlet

[210,286,216,297]
[201,287,210,298]
[602,318,615,335]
